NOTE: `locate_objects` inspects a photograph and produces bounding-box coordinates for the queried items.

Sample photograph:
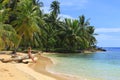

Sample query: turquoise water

[45,47,120,80]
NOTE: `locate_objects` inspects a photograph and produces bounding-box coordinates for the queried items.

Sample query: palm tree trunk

[13,33,24,54]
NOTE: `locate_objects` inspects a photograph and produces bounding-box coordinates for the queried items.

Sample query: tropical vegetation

[0,0,97,53]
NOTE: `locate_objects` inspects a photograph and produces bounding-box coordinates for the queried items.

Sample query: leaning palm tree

[11,0,42,48]
[0,3,20,50]
[0,23,20,50]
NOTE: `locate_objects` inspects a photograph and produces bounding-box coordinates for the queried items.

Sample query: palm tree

[0,0,98,52]
[0,2,20,50]
[78,15,91,49]
[56,18,82,51]
[49,0,62,31]
[50,0,60,18]
[10,0,43,50]
[41,0,62,51]
[86,26,97,47]
[0,23,20,50]
[78,15,97,49]
[41,23,59,51]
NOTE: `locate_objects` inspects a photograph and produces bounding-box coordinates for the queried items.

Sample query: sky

[40,0,120,47]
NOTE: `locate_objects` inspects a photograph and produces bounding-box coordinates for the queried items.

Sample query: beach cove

[1,48,120,80]
[0,53,56,80]
[0,52,87,80]
[45,47,120,80]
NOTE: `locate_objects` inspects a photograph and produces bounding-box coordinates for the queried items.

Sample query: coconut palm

[86,26,97,47]
[0,0,98,52]
[56,18,82,51]
[41,0,63,51]
[0,2,20,50]
[50,0,60,18]
[11,0,42,47]
[49,0,62,31]
[78,15,91,49]
[78,15,98,49]
[0,23,20,50]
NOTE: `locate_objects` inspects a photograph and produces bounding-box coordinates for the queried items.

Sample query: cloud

[95,28,120,47]
[41,7,50,13]
[41,7,75,20]
[41,0,88,11]
[96,34,119,40]
[58,14,75,21]
[41,0,53,6]
[95,28,120,33]
[59,14,74,20]
[96,33,120,47]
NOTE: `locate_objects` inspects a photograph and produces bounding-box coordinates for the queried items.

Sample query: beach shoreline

[29,53,83,80]
[0,52,88,80]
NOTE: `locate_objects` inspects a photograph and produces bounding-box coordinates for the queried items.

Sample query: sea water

[45,47,120,80]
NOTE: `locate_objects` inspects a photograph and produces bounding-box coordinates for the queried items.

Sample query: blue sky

[40,0,120,47]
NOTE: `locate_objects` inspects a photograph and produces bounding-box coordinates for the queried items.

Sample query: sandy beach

[0,52,84,80]
[0,52,57,80]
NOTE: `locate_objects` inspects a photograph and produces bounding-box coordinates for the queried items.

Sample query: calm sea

[45,47,120,80]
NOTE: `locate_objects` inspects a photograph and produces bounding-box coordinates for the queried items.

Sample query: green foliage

[0,23,20,50]
[0,0,98,52]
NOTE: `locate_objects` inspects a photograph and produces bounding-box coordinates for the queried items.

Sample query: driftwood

[0,56,30,63]
[0,47,36,63]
